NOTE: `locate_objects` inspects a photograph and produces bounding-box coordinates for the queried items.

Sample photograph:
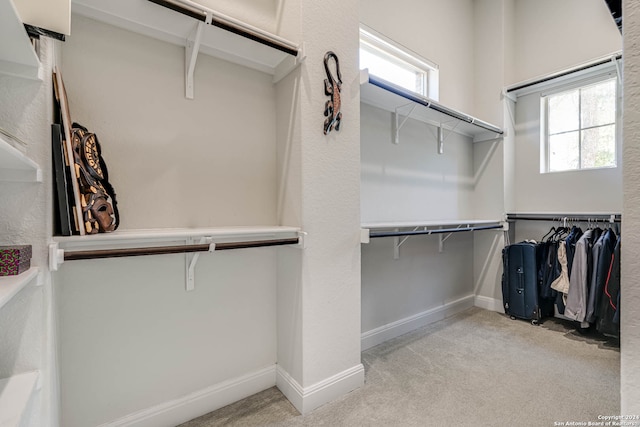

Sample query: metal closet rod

[369,224,503,239]
[146,0,299,57]
[63,237,300,261]
[505,213,621,223]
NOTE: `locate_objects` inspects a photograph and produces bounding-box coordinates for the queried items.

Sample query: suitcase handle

[516,266,524,293]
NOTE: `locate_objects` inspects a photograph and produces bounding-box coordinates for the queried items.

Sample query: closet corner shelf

[0,0,43,81]
[0,268,40,310]
[0,371,40,427]
[360,69,503,142]
[52,226,302,251]
[71,0,301,78]
[0,133,42,182]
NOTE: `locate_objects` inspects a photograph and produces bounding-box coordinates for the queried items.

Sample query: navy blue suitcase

[502,242,552,325]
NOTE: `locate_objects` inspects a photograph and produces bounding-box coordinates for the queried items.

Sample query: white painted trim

[361,294,475,351]
[99,366,276,427]
[474,295,505,313]
[276,364,365,415]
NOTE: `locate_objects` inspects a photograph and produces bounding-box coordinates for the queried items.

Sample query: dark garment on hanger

[597,237,620,337]
[564,226,583,280]
[540,241,559,299]
[586,228,617,323]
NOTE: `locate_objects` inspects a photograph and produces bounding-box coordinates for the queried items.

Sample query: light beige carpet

[179,307,620,427]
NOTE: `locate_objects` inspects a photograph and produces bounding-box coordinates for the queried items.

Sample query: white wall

[360,0,476,118]
[57,14,281,426]
[360,105,475,224]
[359,0,482,346]
[0,38,57,426]
[622,0,640,414]
[63,15,277,230]
[513,89,623,214]
[512,0,621,85]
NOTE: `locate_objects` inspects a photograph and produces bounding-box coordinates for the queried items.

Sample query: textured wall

[275,0,362,410]
[622,0,640,414]
[0,37,56,425]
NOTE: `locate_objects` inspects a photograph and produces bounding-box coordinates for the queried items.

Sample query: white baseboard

[361,294,475,351]
[474,295,505,313]
[100,366,276,427]
[276,364,364,415]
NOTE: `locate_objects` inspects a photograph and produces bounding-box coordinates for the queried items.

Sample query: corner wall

[622,0,640,414]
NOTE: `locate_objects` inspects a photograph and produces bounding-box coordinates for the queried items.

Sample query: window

[542,77,617,172]
[359,25,439,100]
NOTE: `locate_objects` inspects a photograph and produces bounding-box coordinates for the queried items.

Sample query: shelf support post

[437,126,444,154]
[392,104,416,144]
[185,12,212,99]
[185,236,215,291]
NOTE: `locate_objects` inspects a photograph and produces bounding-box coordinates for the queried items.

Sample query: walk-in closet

[0,0,639,426]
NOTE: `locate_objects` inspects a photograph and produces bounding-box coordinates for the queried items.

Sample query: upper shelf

[0,0,42,80]
[71,0,300,78]
[360,69,503,142]
[362,219,504,230]
[0,132,42,182]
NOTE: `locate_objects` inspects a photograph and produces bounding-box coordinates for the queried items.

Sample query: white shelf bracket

[437,120,461,154]
[438,225,463,253]
[185,13,212,100]
[49,242,65,272]
[296,231,307,249]
[360,228,370,244]
[392,104,417,144]
[273,42,307,84]
[185,236,214,291]
[393,227,420,259]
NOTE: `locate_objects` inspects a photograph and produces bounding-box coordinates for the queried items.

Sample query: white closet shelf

[0,371,40,427]
[53,226,302,250]
[0,267,40,310]
[0,0,42,81]
[71,0,301,78]
[0,133,42,182]
[360,69,503,142]
[362,219,504,230]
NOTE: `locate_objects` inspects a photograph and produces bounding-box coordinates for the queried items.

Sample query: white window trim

[359,24,439,100]
[540,76,619,173]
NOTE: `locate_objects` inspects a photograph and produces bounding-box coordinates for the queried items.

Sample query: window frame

[538,67,621,174]
[359,24,439,100]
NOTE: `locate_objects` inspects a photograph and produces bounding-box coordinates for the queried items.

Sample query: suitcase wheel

[510,315,516,320]
[531,319,539,326]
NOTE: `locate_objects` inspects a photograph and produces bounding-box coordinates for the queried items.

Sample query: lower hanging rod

[506,213,621,223]
[369,224,503,239]
[63,237,300,261]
